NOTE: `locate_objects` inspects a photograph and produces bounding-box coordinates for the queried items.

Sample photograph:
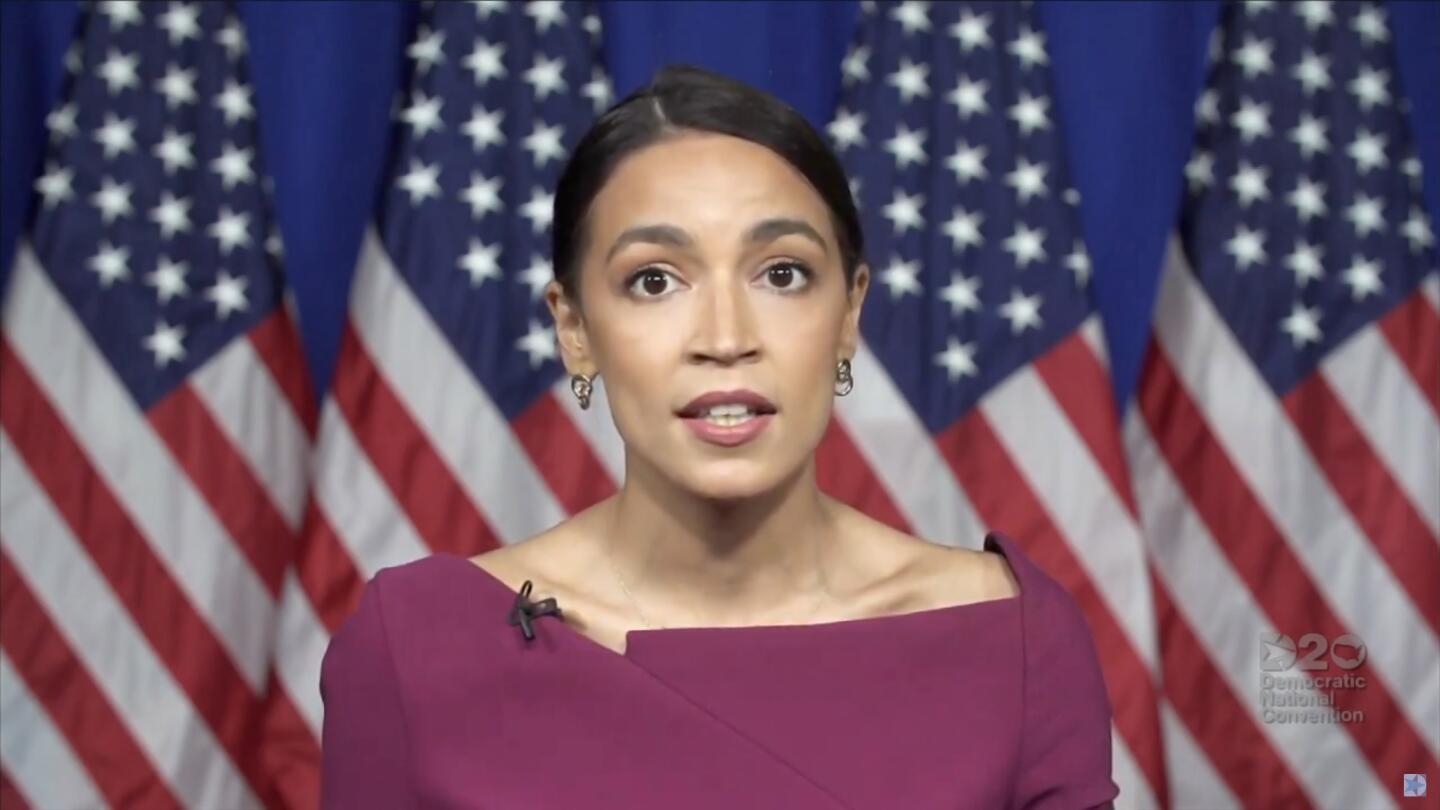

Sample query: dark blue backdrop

[4,1,1437,407]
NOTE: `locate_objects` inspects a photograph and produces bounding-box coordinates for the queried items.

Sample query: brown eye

[626,267,676,298]
[759,261,813,293]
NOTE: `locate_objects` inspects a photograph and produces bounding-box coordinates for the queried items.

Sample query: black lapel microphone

[508,580,563,642]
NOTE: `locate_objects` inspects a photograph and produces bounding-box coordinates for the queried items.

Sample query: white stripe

[314,399,429,578]
[981,363,1158,671]
[1322,322,1440,536]
[552,373,626,486]
[1422,273,1439,311]
[272,571,328,738]
[1154,240,1440,757]
[3,245,274,691]
[350,229,565,542]
[0,652,105,810]
[0,431,257,810]
[1160,700,1241,810]
[191,332,311,531]
[1079,315,1110,367]
[1109,725,1156,810]
[1125,410,1390,809]
[833,341,985,546]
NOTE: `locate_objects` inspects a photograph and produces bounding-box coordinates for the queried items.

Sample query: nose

[687,274,760,365]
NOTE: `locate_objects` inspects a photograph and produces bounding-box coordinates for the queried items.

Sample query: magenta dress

[319,533,1120,809]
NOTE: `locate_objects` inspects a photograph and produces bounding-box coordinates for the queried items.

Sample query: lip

[680,412,775,447]
[677,389,777,418]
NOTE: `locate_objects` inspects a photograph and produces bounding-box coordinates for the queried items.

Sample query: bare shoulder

[835,506,1018,610]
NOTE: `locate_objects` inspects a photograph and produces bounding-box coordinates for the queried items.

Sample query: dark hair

[551,65,864,310]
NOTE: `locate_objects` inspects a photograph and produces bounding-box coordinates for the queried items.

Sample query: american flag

[825,1,1167,806]
[1127,1,1439,807]
[266,0,614,801]
[0,1,314,808]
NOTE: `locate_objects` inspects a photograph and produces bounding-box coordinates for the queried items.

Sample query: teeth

[702,404,755,418]
[704,412,755,427]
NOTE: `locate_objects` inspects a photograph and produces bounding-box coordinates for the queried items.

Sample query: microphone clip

[508,580,563,642]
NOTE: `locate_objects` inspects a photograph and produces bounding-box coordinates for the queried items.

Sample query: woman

[320,65,1119,810]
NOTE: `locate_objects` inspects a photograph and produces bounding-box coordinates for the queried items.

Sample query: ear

[838,263,870,359]
[544,280,595,375]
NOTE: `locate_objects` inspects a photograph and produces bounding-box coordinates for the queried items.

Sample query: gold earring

[571,373,595,410]
[835,358,853,396]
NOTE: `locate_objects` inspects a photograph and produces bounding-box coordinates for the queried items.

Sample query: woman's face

[547,131,869,502]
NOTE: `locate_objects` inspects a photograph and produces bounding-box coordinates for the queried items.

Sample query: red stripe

[0,767,31,810]
[331,323,501,557]
[1137,343,1440,786]
[1151,576,1313,807]
[511,393,617,514]
[0,549,182,810]
[1284,375,1440,637]
[815,416,911,533]
[296,498,365,634]
[937,407,1169,808]
[1377,290,1440,419]
[1032,333,1139,515]
[0,340,270,800]
[249,309,317,436]
[255,672,321,810]
[147,384,293,598]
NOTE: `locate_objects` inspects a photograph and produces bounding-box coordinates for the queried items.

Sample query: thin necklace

[604,536,837,630]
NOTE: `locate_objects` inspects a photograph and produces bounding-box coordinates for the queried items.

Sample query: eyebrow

[603,217,830,263]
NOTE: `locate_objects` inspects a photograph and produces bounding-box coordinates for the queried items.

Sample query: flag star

[397,159,441,204]
[518,255,555,301]
[1292,50,1331,95]
[216,16,247,58]
[35,164,74,208]
[1293,0,1334,31]
[1230,161,1270,207]
[942,207,984,252]
[1402,208,1435,253]
[1231,98,1272,141]
[206,272,250,317]
[581,68,613,113]
[94,114,137,158]
[470,0,507,19]
[157,3,201,44]
[940,272,981,316]
[458,238,502,287]
[210,142,255,189]
[46,103,78,140]
[1347,129,1387,175]
[515,318,558,368]
[89,241,131,287]
[525,54,568,100]
[1243,0,1275,14]
[999,289,1043,333]
[461,172,503,220]
[827,108,866,151]
[1065,241,1091,286]
[1287,177,1327,222]
[1185,151,1215,190]
[1005,158,1049,203]
[266,229,284,259]
[934,337,978,381]
[90,177,133,223]
[215,80,255,125]
[884,124,927,168]
[1347,66,1390,111]
[145,257,189,303]
[156,64,197,108]
[1232,35,1274,78]
[1346,194,1385,236]
[208,207,252,254]
[583,14,602,41]
[523,121,566,167]
[949,9,991,51]
[462,105,506,151]
[1003,223,1047,268]
[150,192,192,239]
[1284,240,1324,287]
[882,190,925,233]
[464,39,507,85]
[947,75,989,118]
[97,49,140,94]
[153,128,196,173]
[1341,255,1383,300]
[1008,93,1050,135]
[407,27,446,73]
[1351,6,1389,44]
[520,186,555,233]
[1195,88,1220,125]
[889,1,931,34]
[64,43,82,74]
[144,321,187,367]
[880,256,923,299]
[1009,27,1047,68]
[402,91,445,138]
[99,0,143,28]
[1280,303,1322,347]
[1289,113,1329,158]
[1063,188,1081,206]
[945,141,987,184]
[841,45,870,85]
[1401,156,1422,184]
[886,58,930,102]
[525,0,567,32]
[1226,223,1266,269]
